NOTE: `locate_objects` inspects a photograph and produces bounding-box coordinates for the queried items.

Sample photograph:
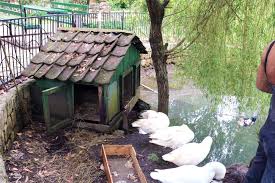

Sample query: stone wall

[0,80,34,153]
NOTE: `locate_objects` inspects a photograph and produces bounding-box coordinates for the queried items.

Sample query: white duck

[132,112,170,134]
[138,110,159,119]
[162,136,213,166]
[150,162,226,183]
[149,124,195,149]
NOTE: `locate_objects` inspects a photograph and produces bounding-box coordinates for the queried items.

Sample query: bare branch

[164,4,189,18]
[166,38,186,54]
[162,0,170,9]
[179,33,201,52]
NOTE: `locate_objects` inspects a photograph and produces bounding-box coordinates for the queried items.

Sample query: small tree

[146,0,224,114]
[146,0,170,114]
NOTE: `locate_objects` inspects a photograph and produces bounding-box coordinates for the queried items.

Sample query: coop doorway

[74,84,100,122]
[122,70,135,106]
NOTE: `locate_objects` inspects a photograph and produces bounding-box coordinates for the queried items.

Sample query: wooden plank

[89,43,105,55]
[108,111,123,129]
[21,63,42,77]
[101,145,114,183]
[41,41,57,52]
[122,110,128,131]
[56,53,74,66]
[83,32,96,44]
[130,147,147,183]
[75,121,111,132]
[34,64,52,78]
[42,84,66,95]
[105,33,121,44]
[49,31,65,41]
[117,34,135,47]
[58,27,133,35]
[62,31,79,42]
[70,67,89,82]
[48,118,72,134]
[94,69,115,85]
[100,40,117,57]
[124,87,140,114]
[91,55,109,69]
[72,32,90,43]
[103,145,131,156]
[77,43,94,54]
[67,54,86,66]
[57,66,77,81]
[31,52,49,64]
[82,68,100,83]
[101,145,147,183]
[94,32,107,43]
[53,42,70,53]
[45,64,66,79]
[65,42,83,53]
[98,86,105,123]
[112,45,130,57]
[44,52,63,65]
[103,55,123,71]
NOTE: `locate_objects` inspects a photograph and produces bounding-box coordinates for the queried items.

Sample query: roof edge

[57,27,135,35]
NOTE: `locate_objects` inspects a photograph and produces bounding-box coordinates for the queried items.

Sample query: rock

[0,154,8,183]
[224,164,248,183]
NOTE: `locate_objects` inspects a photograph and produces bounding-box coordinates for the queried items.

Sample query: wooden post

[122,109,128,133]
[98,86,106,124]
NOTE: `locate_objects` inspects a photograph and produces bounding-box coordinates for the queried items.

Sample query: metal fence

[0,12,150,86]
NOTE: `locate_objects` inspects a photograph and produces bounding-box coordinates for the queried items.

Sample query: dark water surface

[141,84,269,166]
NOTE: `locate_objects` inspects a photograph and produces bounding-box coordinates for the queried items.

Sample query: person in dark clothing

[244,41,275,183]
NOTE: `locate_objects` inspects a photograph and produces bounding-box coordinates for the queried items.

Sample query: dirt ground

[4,120,176,183]
[4,66,247,183]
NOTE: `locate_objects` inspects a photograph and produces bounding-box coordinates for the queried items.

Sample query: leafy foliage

[163,0,275,105]
[147,153,160,162]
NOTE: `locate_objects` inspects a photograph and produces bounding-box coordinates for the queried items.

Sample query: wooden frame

[101,144,147,183]
[42,82,74,133]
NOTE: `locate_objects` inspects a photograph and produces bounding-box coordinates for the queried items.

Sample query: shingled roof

[22,28,147,85]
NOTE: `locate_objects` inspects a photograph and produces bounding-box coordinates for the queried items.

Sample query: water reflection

[141,87,269,166]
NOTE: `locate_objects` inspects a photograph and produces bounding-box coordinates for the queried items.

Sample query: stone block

[0,79,33,153]
[0,154,8,183]
[23,87,30,100]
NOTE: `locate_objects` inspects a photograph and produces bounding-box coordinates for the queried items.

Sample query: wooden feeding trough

[101,144,147,183]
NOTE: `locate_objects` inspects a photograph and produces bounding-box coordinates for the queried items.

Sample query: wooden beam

[98,86,106,124]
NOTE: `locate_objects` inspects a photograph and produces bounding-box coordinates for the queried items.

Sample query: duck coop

[22,27,147,133]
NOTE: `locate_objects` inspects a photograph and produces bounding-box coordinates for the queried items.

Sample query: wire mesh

[0,12,150,87]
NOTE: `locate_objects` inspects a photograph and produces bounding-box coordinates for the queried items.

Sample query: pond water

[141,82,270,166]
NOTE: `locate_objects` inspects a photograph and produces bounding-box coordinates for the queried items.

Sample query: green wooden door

[107,81,119,122]
[42,83,74,133]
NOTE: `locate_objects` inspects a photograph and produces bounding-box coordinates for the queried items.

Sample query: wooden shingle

[21,28,147,84]
[45,64,66,79]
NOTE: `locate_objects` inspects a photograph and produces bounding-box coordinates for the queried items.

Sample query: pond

[140,80,270,166]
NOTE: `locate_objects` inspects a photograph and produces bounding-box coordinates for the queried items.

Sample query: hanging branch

[165,0,219,55]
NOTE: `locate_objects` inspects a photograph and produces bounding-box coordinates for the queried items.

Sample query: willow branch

[224,0,242,21]
[165,38,186,54]
[166,0,217,55]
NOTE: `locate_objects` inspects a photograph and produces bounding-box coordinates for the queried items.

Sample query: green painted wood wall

[104,45,140,122]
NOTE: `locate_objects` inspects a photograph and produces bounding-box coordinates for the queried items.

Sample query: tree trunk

[146,0,169,114]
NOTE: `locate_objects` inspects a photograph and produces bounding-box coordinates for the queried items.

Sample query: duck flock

[132,110,226,183]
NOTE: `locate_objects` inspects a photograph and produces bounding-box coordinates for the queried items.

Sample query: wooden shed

[22,27,147,133]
